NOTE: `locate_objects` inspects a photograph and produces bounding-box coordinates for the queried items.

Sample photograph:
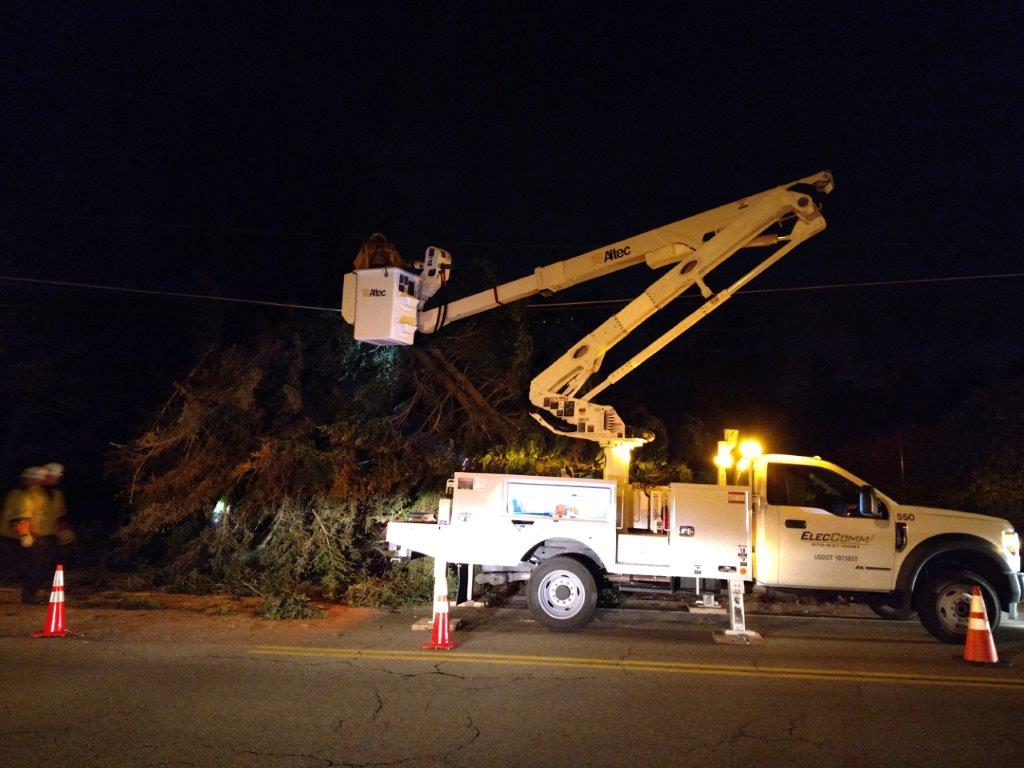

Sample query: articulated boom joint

[529,393,654,446]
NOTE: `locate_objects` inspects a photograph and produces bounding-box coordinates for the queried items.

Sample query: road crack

[300,712,484,768]
[710,713,824,750]
[371,688,384,721]
[442,715,482,768]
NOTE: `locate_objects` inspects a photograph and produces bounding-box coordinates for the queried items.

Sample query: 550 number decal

[896,513,916,522]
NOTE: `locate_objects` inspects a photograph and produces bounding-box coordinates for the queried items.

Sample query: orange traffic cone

[421,558,457,650]
[32,564,70,639]
[963,586,998,664]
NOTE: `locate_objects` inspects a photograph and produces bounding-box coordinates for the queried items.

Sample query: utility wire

[0,271,1020,315]
[743,272,1024,294]
[531,272,1024,309]
[0,275,338,313]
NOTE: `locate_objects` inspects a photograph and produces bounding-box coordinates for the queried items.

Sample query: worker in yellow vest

[2,464,74,603]
[3,467,50,602]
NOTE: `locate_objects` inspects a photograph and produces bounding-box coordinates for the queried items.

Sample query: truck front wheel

[916,570,1001,644]
[527,557,598,632]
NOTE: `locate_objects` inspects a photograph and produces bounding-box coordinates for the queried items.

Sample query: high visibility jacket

[2,486,49,538]
[2,489,49,536]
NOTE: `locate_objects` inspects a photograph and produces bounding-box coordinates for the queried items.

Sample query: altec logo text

[362,288,387,297]
[604,246,631,262]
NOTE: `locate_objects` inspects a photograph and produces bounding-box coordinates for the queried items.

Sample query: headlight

[1002,528,1019,556]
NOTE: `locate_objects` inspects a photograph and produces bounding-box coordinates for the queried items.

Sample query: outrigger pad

[411,617,463,632]
[713,630,764,645]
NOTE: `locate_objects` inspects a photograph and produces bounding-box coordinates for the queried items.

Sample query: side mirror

[859,485,885,518]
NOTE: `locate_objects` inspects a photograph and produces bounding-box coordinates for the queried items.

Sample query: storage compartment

[617,533,672,566]
[670,484,751,578]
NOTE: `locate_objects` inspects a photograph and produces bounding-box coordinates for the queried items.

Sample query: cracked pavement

[3,594,1024,767]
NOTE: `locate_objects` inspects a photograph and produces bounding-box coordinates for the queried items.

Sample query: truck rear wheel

[527,557,598,632]
[916,570,1001,644]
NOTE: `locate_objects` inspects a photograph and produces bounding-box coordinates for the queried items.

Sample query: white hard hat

[21,466,47,481]
[42,462,64,478]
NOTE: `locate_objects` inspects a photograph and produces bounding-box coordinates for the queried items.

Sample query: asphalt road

[1,596,1022,768]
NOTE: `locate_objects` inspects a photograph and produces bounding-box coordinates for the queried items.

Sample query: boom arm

[528,172,833,445]
[341,171,833,460]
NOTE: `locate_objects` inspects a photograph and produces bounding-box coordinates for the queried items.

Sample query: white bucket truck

[385,456,1022,643]
[341,172,1022,643]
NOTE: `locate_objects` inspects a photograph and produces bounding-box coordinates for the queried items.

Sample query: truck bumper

[385,521,442,560]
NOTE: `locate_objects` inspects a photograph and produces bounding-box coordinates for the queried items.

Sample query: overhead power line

[743,272,1024,294]
[0,271,1020,315]
[530,272,1024,309]
[0,275,338,313]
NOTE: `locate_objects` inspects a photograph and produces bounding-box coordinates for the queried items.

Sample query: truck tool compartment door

[668,483,751,577]
[768,462,894,590]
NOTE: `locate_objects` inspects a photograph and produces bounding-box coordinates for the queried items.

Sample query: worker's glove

[56,529,76,545]
[14,520,32,547]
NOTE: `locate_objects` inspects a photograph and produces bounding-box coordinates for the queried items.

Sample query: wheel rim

[935,584,975,635]
[536,569,587,620]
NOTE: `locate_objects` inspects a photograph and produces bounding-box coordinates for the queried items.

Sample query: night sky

[2,5,1022,507]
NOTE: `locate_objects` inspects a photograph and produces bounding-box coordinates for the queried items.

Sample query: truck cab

[750,454,1022,642]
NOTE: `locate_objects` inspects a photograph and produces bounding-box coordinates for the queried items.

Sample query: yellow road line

[251,645,1024,690]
